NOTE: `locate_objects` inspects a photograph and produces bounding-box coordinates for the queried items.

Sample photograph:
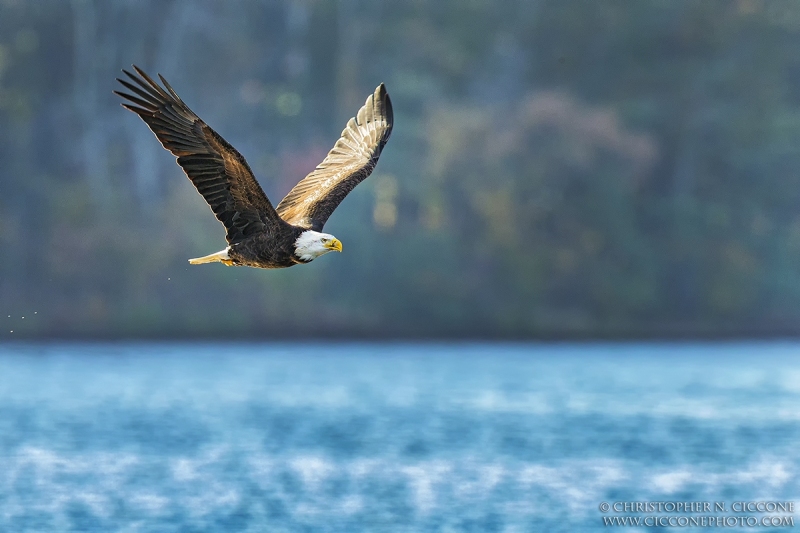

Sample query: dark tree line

[2,0,800,339]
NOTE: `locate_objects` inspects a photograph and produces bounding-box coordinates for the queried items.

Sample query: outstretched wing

[115,65,284,244]
[276,84,393,231]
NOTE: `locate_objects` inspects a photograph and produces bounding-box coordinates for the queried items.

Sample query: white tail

[188,248,233,266]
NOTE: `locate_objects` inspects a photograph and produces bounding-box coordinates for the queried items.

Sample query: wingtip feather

[374,83,392,126]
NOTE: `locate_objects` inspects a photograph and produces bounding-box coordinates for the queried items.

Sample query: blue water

[1,342,799,532]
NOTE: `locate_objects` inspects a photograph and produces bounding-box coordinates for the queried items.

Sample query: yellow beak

[325,238,343,252]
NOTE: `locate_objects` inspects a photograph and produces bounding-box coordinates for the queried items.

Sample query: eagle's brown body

[229,226,307,268]
[115,66,393,269]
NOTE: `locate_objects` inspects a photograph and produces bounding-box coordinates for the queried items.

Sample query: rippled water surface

[1,342,799,531]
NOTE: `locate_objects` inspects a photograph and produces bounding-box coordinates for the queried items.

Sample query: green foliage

[1,0,800,339]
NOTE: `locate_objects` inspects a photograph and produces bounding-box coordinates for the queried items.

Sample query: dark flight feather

[114,66,285,244]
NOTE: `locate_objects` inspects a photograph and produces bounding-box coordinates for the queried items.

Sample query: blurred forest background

[2,0,800,339]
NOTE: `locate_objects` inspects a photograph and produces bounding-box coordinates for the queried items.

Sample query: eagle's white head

[294,230,343,262]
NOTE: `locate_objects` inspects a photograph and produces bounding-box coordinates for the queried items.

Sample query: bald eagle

[114,66,393,268]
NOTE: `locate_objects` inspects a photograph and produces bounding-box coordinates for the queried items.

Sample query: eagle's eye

[321,238,329,244]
